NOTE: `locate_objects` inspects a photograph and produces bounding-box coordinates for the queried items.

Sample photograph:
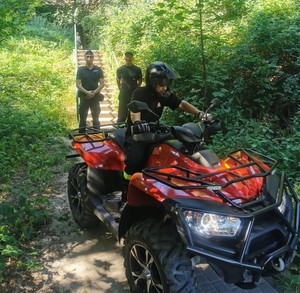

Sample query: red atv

[66,99,299,293]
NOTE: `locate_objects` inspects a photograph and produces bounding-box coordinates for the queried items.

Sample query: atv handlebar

[132,122,174,143]
[132,119,221,144]
[129,98,222,144]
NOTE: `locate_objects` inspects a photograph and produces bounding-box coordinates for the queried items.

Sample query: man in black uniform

[116,52,142,123]
[122,62,208,202]
[76,50,104,132]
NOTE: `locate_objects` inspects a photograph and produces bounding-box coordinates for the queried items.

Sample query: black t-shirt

[116,65,142,91]
[126,86,182,135]
[76,65,104,98]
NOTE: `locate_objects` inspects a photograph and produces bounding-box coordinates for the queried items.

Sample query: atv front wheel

[67,162,98,228]
[124,219,196,293]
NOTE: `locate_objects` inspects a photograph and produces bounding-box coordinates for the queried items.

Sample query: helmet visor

[156,78,173,87]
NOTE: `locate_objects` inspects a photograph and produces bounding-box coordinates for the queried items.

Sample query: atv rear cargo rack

[67,124,126,144]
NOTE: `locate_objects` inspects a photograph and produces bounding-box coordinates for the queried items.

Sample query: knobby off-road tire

[67,162,99,228]
[124,219,197,293]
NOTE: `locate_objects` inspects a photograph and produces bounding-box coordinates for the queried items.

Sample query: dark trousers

[79,96,100,131]
[117,89,134,123]
[124,136,151,175]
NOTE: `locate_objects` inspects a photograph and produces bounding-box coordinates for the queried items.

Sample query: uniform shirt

[76,65,104,98]
[116,65,142,91]
[126,86,182,135]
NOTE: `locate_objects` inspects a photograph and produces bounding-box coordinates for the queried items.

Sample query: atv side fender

[127,173,164,207]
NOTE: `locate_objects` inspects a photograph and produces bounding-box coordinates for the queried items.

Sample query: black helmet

[145,62,177,96]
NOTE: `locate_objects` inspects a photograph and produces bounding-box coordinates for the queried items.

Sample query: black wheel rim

[69,176,83,216]
[129,243,164,293]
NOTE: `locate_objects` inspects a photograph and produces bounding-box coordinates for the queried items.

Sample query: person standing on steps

[76,32,83,49]
[116,52,142,123]
[76,50,105,133]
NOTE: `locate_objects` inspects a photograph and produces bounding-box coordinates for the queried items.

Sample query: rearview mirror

[204,98,221,115]
[210,98,220,107]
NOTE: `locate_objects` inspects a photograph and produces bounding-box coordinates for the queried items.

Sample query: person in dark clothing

[76,50,104,132]
[116,52,142,123]
[121,62,209,202]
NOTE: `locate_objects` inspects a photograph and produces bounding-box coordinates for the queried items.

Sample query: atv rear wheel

[67,162,98,228]
[124,219,196,293]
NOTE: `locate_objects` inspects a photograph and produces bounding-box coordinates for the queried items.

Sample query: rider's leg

[121,137,148,210]
[121,171,131,203]
[123,138,148,175]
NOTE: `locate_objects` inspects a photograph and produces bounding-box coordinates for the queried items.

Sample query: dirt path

[19,170,130,293]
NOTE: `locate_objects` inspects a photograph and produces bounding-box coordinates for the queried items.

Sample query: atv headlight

[183,210,241,237]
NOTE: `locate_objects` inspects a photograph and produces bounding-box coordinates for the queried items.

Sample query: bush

[0,17,76,282]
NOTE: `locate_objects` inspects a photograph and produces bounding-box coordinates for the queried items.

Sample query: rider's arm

[178,100,204,118]
[130,111,141,123]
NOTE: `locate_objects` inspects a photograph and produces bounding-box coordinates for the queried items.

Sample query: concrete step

[100,108,117,113]
[99,101,116,107]
[100,112,118,119]
[103,89,114,94]
[87,117,117,125]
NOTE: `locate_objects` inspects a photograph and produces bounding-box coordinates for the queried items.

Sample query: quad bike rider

[122,62,215,210]
[66,63,299,293]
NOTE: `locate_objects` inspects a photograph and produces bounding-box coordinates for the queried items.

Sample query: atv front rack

[142,149,278,208]
[143,148,277,190]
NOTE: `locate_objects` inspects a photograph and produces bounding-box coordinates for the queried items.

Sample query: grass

[0,18,77,283]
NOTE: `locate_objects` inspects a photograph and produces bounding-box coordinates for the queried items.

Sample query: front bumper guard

[183,173,299,284]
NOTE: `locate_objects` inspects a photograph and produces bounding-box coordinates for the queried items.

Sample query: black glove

[132,120,150,134]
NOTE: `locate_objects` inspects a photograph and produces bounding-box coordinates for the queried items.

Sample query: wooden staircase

[76,49,117,125]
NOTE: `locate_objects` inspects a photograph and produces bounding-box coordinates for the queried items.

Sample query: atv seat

[164,139,184,150]
[164,140,221,168]
[190,149,221,168]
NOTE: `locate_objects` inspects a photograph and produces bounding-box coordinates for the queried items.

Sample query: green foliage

[0,35,76,181]
[225,0,300,124]
[36,0,75,26]
[0,17,76,282]
[96,0,300,178]
[78,10,105,49]
[0,0,42,41]
[24,16,73,46]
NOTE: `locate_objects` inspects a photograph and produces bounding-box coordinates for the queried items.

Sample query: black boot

[121,178,129,202]
[120,178,129,213]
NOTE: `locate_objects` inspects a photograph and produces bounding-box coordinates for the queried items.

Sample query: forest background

[0,0,299,291]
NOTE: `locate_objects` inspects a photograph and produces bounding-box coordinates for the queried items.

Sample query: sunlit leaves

[0,17,75,282]
[0,0,42,40]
